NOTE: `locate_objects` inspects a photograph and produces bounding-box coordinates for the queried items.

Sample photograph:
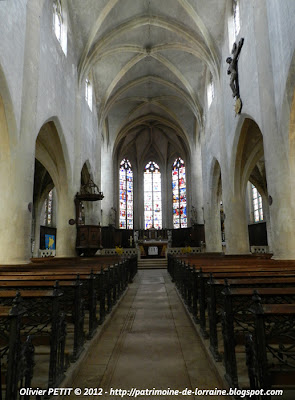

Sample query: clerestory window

[207,75,215,108]
[85,78,93,111]
[53,0,67,55]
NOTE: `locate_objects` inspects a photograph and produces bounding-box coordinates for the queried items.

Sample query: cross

[129,236,133,247]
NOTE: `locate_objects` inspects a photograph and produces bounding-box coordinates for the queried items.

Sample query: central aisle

[68,270,228,399]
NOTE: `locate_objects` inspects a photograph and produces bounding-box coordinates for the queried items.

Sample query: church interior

[1,0,295,399]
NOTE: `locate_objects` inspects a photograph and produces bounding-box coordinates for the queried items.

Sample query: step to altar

[138,258,167,269]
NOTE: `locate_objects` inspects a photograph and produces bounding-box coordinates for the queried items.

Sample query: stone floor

[64,270,230,400]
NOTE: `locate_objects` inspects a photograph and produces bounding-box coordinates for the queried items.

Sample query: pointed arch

[104,75,200,121]
[35,119,70,196]
[232,116,264,197]
[114,114,191,158]
[209,157,222,207]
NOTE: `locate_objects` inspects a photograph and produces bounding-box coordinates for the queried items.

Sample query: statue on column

[226,37,244,113]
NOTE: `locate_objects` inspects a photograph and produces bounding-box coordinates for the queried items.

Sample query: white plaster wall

[0,0,101,262]
[267,0,295,138]
[0,0,27,132]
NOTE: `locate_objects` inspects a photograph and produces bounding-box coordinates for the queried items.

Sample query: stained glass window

[252,184,263,222]
[44,190,53,226]
[172,158,187,228]
[144,161,162,229]
[119,159,133,229]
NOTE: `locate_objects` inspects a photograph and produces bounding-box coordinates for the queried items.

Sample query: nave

[65,269,226,400]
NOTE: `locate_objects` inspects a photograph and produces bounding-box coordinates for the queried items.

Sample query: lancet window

[252,184,263,222]
[172,158,187,228]
[144,161,162,229]
[119,159,133,229]
[44,190,53,226]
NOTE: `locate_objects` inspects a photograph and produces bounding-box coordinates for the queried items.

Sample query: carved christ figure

[226,37,244,98]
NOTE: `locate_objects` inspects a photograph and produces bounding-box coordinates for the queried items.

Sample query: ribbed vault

[68,0,227,153]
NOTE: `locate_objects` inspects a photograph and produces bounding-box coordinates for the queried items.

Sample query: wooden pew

[168,254,295,396]
[0,303,36,400]
[0,290,66,396]
[0,256,137,393]
[207,277,295,361]
[245,296,295,398]
[170,258,295,338]
[222,288,295,389]
[0,261,130,359]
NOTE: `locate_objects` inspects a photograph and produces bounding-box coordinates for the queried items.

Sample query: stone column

[204,203,222,252]
[223,194,250,254]
[162,161,168,228]
[55,189,76,257]
[253,0,295,259]
[190,141,204,224]
[32,200,42,258]
[137,162,144,230]
[0,148,35,264]
[0,0,47,264]
[101,141,114,226]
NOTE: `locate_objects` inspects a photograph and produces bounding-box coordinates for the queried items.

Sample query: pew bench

[0,291,65,396]
[245,300,295,399]
[207,278,295,361]
[222,289,295,390]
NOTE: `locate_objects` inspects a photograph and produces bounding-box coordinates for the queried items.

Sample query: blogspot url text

[19,387,284,398]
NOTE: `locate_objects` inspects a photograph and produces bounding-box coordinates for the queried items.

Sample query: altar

[139,240,168,258]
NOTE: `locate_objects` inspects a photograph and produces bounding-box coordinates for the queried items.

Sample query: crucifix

[129,236,133,247]
[226,37,244,114]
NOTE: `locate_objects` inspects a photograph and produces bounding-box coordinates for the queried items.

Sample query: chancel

[1,0,295,399]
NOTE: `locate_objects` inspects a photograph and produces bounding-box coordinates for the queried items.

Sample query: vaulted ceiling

[68,0,227,162]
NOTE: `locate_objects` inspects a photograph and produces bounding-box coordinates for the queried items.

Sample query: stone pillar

[33,200,42,258]
[0,0,47,264]
[162,162,168,228]
[204,203,222,253]
[137,163,144,230]
[55,189,76,257]
[224,194,250,254]
[191,141,204,224]
[0,149,35,264]
[253,1,295,259]
[262,194,272,253]
[166,164,173,229]
[101,141,114,226]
